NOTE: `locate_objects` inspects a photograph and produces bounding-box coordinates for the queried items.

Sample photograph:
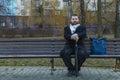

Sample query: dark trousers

[60,45,89,71]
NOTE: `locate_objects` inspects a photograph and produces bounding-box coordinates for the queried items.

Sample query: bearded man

[60,14,89,77]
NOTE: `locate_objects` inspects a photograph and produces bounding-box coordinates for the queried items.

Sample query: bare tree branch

[0,0,12,14]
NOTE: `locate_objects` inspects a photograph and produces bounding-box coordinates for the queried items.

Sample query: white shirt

[69,24,80,34]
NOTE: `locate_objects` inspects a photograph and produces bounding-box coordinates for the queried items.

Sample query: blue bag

[90,37,106,55]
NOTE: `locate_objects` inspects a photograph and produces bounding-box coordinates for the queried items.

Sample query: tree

[0,0,10,14]
[115,0,120,38]
[68,0,73,23]
[79,0,86,26]
[97,0,103,37]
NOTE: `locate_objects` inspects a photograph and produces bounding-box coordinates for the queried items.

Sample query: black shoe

[78,67,81,72]
[73,71,80,77]
[75,72,80,76]
[67,71,74,77]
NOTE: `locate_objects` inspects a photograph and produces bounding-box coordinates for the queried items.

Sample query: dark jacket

[64,25,86,47]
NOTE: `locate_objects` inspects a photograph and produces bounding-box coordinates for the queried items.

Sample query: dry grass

[0,58,115,68]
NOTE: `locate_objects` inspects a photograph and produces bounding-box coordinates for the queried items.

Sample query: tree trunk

[79,0,85,27]
[115,0,120,38]
[68,0,73,24]
[79,0,86,37]
[97,0,103,38]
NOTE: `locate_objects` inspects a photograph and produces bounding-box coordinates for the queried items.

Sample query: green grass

[84,58,115,68]
[0,58,115,68]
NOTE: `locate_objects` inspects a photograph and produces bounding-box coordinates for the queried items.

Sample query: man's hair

[71,14,78,17]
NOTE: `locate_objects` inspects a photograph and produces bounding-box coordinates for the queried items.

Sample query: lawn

[0,58,115,68]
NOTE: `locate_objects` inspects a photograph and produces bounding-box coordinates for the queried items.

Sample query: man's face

[71,16,79,25]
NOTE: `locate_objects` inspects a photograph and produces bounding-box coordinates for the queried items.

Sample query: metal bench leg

[114,58,120,72]
[50,58,55,75]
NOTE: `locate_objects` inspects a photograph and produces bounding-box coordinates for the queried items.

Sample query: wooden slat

[0,42,52,45]
[0,54,120,58]
[0,37,119,58]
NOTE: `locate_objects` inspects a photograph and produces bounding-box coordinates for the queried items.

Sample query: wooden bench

[0,37,120,74]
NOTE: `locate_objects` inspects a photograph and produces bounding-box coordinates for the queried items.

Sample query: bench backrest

[49,38,120,55]
[0,38,53,55]
[0,38,120,58]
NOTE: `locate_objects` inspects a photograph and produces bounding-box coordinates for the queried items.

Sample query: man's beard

[71,22,79,25]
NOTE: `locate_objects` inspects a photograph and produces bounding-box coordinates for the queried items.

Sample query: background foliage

[0,0,119,38]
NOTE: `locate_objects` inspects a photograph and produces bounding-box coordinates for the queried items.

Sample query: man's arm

[76,26,86,39]
[64,27,79,42]
[64,27,72,40]
[71,33,79,42]
[70,26,86,42]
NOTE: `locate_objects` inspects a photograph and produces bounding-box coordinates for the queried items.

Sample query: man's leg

[77,46,89,71]
[61,45,74,71]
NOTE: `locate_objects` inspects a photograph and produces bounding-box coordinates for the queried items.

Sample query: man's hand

[71,34,79,42]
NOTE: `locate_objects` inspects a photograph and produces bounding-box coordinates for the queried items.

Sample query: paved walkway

[0,66,119,80]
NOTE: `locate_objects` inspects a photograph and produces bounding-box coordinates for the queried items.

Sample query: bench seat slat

[0,54,120,58]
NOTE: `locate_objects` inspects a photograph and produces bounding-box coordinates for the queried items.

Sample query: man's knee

[60,49,71,57]
[78,49,89,57]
